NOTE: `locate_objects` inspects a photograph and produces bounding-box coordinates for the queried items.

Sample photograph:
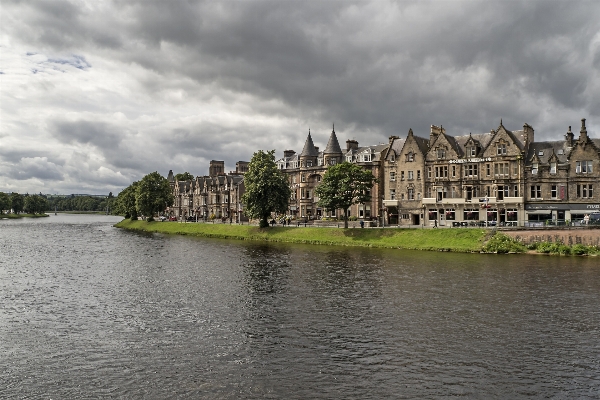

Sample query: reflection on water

[1,215,599,398]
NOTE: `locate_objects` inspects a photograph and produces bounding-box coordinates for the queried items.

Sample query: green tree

[114,182,139,218]
[174,172,194,181]
[0,192,10,214]
[10,192,24,214]
[241,149,291,228]
[316,162,377,229]
[23,194,48,214]
[135,172,173,220]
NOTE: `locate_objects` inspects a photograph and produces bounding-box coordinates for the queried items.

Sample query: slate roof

[323,129,343,154]
[526,141,571,164]
[300,132,319,157]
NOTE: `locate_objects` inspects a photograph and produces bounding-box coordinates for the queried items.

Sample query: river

[1,214,599,398]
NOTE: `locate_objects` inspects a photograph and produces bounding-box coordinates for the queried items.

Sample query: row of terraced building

[168,118,599,227]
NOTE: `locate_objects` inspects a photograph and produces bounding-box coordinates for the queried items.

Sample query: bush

[482,233,527,253]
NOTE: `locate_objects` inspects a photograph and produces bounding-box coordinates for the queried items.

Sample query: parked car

[169,216,177,221]
[590,212,600,225]
[159,216,167,222]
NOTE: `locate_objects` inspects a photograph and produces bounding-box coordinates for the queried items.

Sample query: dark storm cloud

[51,119,124,149]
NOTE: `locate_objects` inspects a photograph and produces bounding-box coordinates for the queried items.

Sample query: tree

[174,172,194,181]
[10,192,24,214]
[0,192,10,214]
[135,172,174,220]
[241,150,291,228]
[114,182,138,218]
[23,194,48,214]
[316,162,377,229]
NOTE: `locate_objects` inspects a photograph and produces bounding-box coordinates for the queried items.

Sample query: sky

[1,0,599,195]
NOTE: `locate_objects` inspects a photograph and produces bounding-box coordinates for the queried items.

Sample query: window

[445,208,456,220]
[538,150,544,156]
[330,159,337,166]
[390,153,395,162]
[435,166,448,178]
[437,148,446,159]
[512,162,518,176]
[497,143,507,155]
[497,185,508,200]
[406,152,414,162]
[316,175,321,182]
[408,170,414,180]
[551,185,557,199]
[292,176,297,184]
[346,156,352,162]
[576,161,593,173]
[550,162,557,174]
[390,171,396,181]
[577,184,593,198]
[427,167,432,179]
[513,185,519,197]
[467,146,477,157]
[530,185,542,199]
[301,174,306,182]
[401,171,405,180]
[532,162,538,174]
[417,170,421,180]
[486,164,491,176]
[465,164,478,177]
[362,154,371,162]
[306,160,313,167]
[390,189,396,200]
[305,190,311,199]
[558,149,564,155]
[401,193,405,200]
[401,214,410,220]
[494,162,509,177]
[408,188,415,200]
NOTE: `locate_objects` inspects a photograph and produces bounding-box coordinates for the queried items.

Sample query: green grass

[1,213,49,219]
[115,219,487,252]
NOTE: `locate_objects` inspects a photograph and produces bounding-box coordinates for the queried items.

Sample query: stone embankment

[503,228,600,247]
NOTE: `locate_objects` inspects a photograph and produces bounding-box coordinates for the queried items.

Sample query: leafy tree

[174,172,194,181]
[316,162,377,229]
[241,149,291,228]
[23,194,48,214]
[10,192,24,214]
[135,172,173,220]
[0,192,10,214]
[114,182,138,218]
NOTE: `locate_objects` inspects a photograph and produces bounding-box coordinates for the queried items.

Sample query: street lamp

[381,195,385,228]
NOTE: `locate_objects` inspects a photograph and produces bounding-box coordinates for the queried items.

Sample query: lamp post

[381,196,385,228]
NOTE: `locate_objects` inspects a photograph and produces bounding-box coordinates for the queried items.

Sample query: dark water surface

[1,215,599,399]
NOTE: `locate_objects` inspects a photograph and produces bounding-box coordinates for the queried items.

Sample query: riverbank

[1,213,49,219]
[115,219,488,252]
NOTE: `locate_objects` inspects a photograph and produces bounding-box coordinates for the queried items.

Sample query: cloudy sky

[1,0,599,194]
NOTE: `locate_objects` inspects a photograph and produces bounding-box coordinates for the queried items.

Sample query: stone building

[276,126,387,221]
[524,119,599,224]
[420,121,532,226]
[167,159,247,222]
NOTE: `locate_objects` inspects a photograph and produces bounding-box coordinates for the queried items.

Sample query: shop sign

[449,157,492,164]
[526,203,600,211]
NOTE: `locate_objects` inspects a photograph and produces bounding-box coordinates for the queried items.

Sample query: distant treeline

[46,194,114,212]
[0,192,114,214]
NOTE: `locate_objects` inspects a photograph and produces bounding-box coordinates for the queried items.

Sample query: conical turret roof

[324,125,342,154]
[300,130,319,157]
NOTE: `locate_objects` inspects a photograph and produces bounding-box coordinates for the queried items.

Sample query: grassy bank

[115,219,488,252]
[1,213,49,219]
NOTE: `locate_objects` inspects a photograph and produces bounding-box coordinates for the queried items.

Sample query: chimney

[523,123,534,146]
[565,126,574,146]
[346,139,359,152]
[283,150,296,158]
[314,146,319,153]
[430,125,443,144]
[389,135,399,144]
[579,118,589,142]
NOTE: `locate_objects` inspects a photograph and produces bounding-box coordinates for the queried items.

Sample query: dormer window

[557,149,564,155]
[437,148,446,159]
[407,152,414,162]
[346,156,352,162]
[306,160,313,167]
[363,154,371,162]
[390,153,395,162]
[532,162,538,174]
[550,162,557,174]
[467,146,477,157]
[538,150,544,156]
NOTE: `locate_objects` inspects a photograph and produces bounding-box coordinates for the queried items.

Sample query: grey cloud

[51,119,124,149]
[5,157,64,181]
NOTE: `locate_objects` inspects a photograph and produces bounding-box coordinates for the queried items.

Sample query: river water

[1,214,599,399]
